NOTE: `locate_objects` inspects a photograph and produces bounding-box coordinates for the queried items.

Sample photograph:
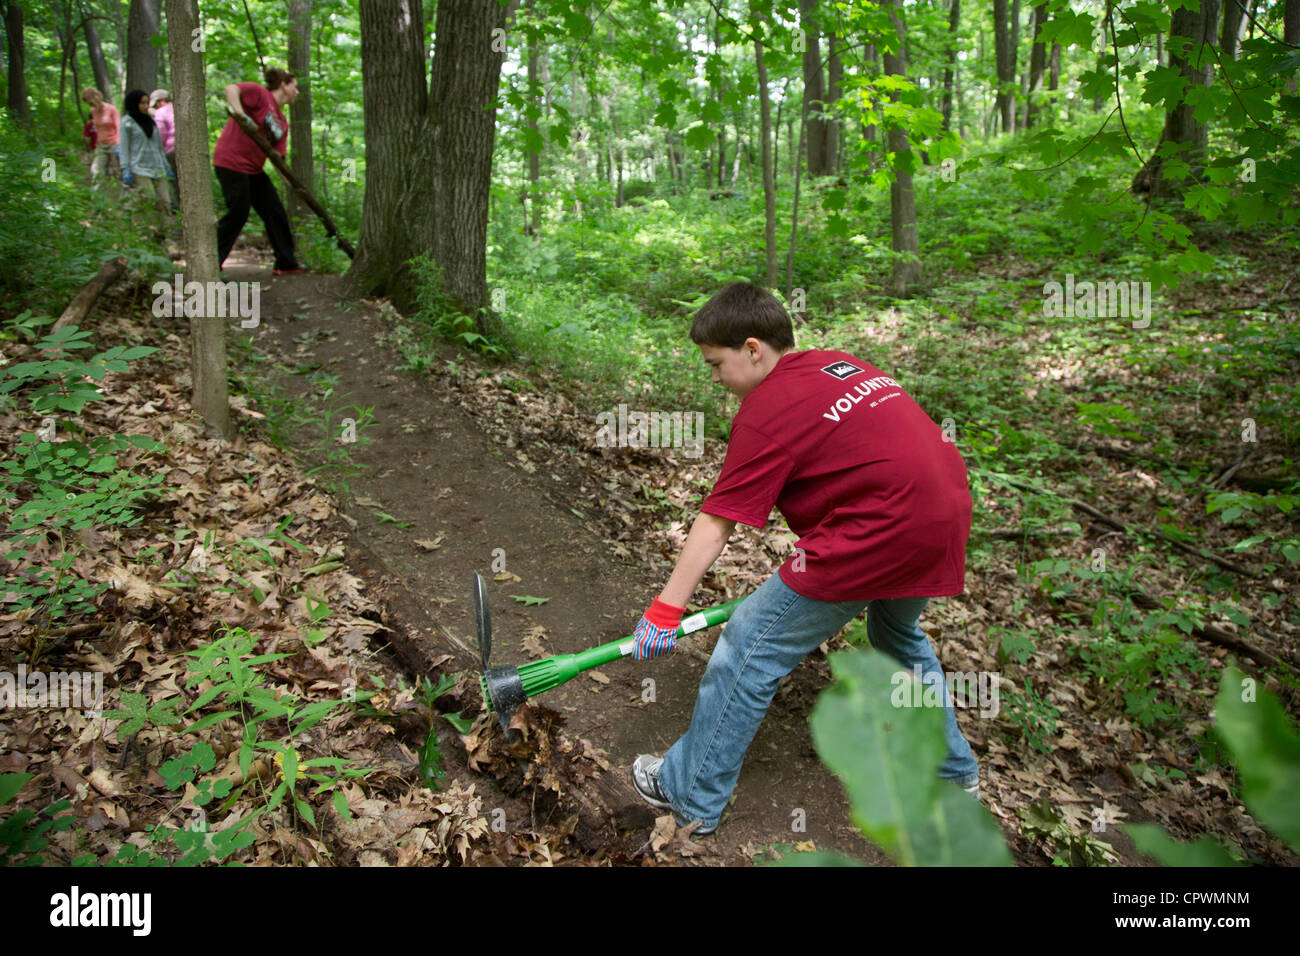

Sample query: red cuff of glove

[643,597,686,630]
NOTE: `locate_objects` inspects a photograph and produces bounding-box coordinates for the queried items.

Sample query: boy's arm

[632,511,735,660]
[658,511,735,607]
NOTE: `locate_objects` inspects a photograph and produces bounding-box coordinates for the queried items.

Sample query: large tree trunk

[1132,0,1221,198]
[755,35,776,290]
[287,0,315,228]
[350,0,507,330]
[941,0,960,131]
[993,0,1013,134]
[5,2,30,124]
[1009,0,1021,131]
[1024,3,1048,128]
[348,0,428,298]
[126,0,161,96]
[165,0,231,440]
[83,14,112,95]
[884,0,920,296]
[799,0,830,176]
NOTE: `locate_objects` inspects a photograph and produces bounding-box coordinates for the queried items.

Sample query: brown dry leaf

[414,534,445,552]
[794,840,817,853]
[494,570,522,583]
[648,814,676,853]
[588,670,610,685]
[517,625,547,659]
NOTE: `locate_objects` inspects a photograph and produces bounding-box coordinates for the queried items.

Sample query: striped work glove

[632,597,686,660]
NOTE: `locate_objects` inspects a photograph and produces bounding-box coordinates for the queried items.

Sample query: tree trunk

[941,0,960,131]
[1009,0,1021,131]
[348,0,428,298]
[884,0,920,296]
[83,15,112,95]
[799,0,830,176]
[1048,41,1060,92]
[827,30,841,174]
[992,0,1013,134]
[755,36,776,290]
[1133,0,1221,197]
[525,0,541,231]
[351,0,508,329]
[126,0,161,96]
[1220,0,1243,59]
[1024,3,1048,128]
[1286,0,1300,93]
[287,0,314,228]
[165,0,231,439]
[5,2,30,124]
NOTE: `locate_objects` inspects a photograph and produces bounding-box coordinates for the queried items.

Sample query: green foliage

[1123,667,1300,864]
[0,316,167,656]
[802,648,1012,867]
[1001,677,1061,755]
[1018,797,1117,866]
[0,774,77,866]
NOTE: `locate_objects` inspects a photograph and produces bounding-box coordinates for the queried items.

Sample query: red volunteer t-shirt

[702,350,972,601]
[212,82,288,174]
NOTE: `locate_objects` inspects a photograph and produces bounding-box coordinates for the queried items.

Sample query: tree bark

[52,257,127,332]
[827,30,841,174]
[83,13,112,95]
[1220,0,1244,59]
[941,0,960,131]
[1132,0,1221,197]
[1286,0,1299,93]
[165,0,231,440]
[5,1,30,124]
[348,0,428,297]
[799,0,830,176]
[1024,3,1048,128]
[884,0,920,296]
[993,0,1013,133]
[350,0,508,329]
[287,0,314,228]
[755,35,776,290]
[525,0,541,231]
[126,0,161,96]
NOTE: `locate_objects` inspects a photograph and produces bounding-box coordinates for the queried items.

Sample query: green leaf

[1214,667,1300,851]
[509,594,550,606]
[332,789,353,821]
[1123,824,1241,866]
[0,773,33,806]
[766,850,867,867]
[811,649,1012,866]
[441,711,475,734]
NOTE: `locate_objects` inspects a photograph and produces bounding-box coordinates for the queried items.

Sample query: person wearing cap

[149,89,179,210]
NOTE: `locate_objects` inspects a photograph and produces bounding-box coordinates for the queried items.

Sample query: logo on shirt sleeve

[821,361,864,380]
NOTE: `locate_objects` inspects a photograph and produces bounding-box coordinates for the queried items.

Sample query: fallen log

[229,109,356,259]
[51,256,128,332]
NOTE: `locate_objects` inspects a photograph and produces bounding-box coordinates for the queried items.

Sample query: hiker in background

[119,89,175,239]
[81,88,120,188]
[213,67,306,275]
[149,89,179,211]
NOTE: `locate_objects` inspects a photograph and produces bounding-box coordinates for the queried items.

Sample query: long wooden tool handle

[229,109,356,259]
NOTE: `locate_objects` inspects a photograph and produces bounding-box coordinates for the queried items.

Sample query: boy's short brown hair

[689,281,795,350]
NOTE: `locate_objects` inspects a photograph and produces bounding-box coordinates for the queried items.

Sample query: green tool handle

[572,596,745,673]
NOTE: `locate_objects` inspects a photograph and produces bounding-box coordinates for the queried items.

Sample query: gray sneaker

[632,754,716,836]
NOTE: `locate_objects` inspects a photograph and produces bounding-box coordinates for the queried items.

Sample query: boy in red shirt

[630,281,980,835]
[213,68,305,275]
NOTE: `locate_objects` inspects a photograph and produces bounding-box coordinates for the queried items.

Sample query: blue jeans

[659,573,980,830]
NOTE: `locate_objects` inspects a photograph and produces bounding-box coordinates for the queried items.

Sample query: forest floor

[5,234,1297,867]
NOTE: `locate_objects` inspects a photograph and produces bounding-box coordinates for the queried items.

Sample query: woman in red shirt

[212,68,305,275]
[80,88,120,187]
